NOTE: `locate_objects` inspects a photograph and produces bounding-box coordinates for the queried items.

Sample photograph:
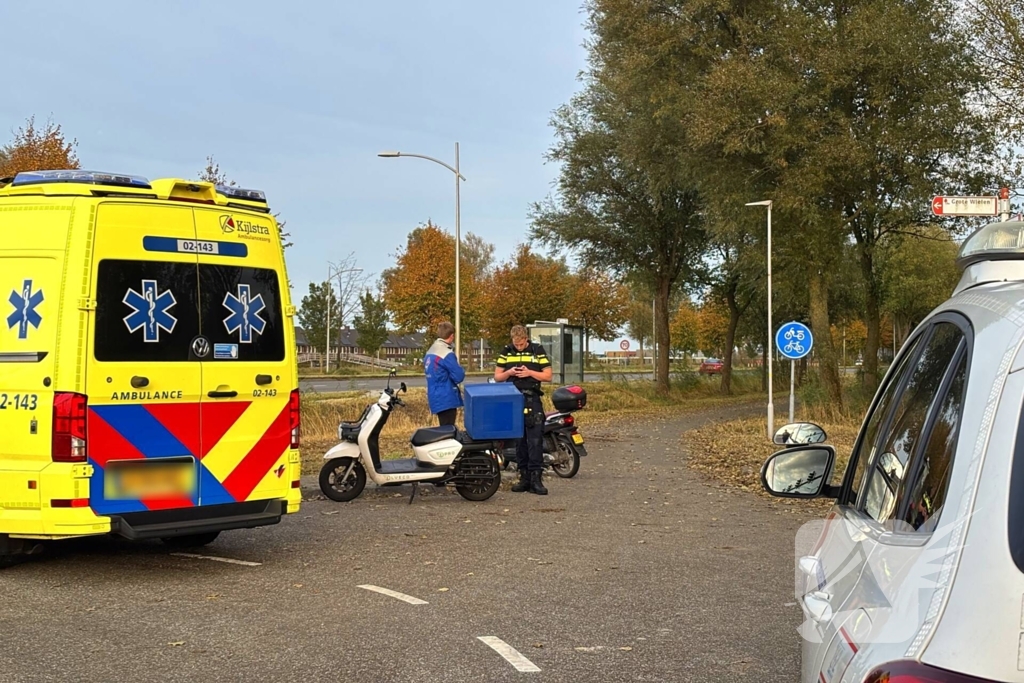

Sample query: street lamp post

[379,145,466,359]
[746,200,773,438]
[324,264,364,374]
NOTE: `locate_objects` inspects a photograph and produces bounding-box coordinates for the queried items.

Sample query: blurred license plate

[106,460,195,499]
[572,433,584,445]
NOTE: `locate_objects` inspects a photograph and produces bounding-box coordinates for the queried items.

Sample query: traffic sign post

[776,322,814,424]
[930,195,998,217]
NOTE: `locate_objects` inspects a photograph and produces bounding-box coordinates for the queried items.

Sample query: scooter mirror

[400,382,407,393]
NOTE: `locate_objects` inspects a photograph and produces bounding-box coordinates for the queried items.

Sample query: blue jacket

[424,338,466,414]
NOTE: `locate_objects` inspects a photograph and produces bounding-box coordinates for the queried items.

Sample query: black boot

[511,469,531,493]
[530,471,548,495]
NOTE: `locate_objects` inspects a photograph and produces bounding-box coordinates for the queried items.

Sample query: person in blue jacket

[424,321,466,426]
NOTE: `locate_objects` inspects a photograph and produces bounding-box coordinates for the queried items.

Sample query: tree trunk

[655,279,672,393]
[808,270,844,411]
[722,286,741,395]
[859,244,881,391]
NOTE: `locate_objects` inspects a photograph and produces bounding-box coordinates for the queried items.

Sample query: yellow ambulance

[0,170,301,565]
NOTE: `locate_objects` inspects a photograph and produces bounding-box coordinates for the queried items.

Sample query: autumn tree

[566,268,629,358]
[670,302,700,358]
[298,282,339,359]
[480,245,571,350]
[382,221,483,347]
[624,290,654,365]
[0,116,79,178]
[697,303,729,359]
[353,289,390,357]
[462,233,496,278]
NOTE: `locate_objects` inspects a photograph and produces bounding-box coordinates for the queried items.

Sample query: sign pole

[1001,187,1011,222]
[789,359,795,423]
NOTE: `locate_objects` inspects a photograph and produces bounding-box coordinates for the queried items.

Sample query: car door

[806,317,969,683]
[85,203,202,515]
[798,330,926,682]
[191,208,292,507]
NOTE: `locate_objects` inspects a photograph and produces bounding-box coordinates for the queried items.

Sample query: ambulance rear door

[191,208,292,507]
[85,203,203,515]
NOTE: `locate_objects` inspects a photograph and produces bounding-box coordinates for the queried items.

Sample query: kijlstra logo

[219,214,270,237]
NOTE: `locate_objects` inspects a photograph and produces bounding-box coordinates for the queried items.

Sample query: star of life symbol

[223,284,266,343]
[7,279,44,340]
[123,280,177,342]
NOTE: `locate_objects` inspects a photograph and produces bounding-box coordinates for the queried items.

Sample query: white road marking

[170,552,262,567]
[477,636,541,672]
[358,584,428,605]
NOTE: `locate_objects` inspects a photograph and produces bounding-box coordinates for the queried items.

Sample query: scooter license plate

[572,433,584,445]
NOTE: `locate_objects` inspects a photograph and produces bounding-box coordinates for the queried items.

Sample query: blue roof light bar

[11,170,152,189]
[216,184,267,203]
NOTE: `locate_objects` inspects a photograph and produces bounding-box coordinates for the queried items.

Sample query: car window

[94,259,200,362]
[846,335,924,506]
[863,323,964,525]
[901,349,966,532]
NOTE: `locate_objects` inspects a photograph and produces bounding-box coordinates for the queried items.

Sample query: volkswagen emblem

[192,337,210,358]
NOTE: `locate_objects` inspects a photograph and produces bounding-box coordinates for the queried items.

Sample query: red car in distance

[698,358,723,375]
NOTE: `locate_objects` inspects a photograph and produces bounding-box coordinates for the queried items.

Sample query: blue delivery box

[463,383,524,440]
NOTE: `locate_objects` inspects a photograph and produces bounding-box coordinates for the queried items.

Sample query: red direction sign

[931,195,998,216]
[619,339,630,351]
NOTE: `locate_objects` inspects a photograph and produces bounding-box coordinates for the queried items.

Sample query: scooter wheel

[455,456,501,502]
[551,439,581,479]
[319,457,366,502]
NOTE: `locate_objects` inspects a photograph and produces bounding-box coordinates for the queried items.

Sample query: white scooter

[318,373,503,503]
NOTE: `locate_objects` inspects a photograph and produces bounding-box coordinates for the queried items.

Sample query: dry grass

[685,414,861,510]
[300,376,766,475]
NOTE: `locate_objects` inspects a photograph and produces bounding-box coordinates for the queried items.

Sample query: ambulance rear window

[94,260,200,362]
[198,264,285,362]
[93,260,284,363]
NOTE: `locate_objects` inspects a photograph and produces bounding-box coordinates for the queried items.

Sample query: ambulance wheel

[161,532,221,548]
[320,458,366,502]
[455,456,501,502]
[551,439,581,479]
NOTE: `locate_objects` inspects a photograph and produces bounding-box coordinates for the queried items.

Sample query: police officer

[494,325,553,495]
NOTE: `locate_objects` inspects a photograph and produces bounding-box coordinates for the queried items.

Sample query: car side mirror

[772,422,827,445]
[760,445,836,499]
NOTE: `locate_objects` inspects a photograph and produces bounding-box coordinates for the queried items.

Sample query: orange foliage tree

[481,245,572,349]
[382,222,483,345]
[697,302,730,358]
[0,117,79,178]
[670,302,700,357]
[566,268,629,356]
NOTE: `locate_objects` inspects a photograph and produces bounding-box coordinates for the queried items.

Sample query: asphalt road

[0,404,817,682]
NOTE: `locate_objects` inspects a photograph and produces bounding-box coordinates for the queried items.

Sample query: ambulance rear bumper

[109,499,285,540]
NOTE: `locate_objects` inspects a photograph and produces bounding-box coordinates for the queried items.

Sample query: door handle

[208,390,238,398]
[131,376,149,389]
[802,591,834,622]
[255,374,273,386]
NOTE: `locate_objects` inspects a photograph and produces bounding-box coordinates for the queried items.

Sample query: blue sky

[1,1,596,333]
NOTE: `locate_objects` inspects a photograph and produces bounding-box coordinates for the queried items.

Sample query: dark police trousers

[516,394,545,472]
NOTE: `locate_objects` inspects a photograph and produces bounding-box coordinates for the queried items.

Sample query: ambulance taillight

[52,392,88,462]
[289,389,301,450]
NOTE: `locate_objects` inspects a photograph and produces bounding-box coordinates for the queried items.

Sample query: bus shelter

[528,320,584,386]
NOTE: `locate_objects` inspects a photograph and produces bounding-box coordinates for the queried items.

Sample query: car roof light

[11,169,152,189]
[216,184,267,203]
[957,220,1024,268]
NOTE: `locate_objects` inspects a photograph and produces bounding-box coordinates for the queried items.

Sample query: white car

[761,219,1024,683]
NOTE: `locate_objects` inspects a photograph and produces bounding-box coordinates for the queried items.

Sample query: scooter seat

[410,424,458,447]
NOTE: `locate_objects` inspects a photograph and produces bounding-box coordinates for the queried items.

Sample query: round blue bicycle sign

[776,321,813,360]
